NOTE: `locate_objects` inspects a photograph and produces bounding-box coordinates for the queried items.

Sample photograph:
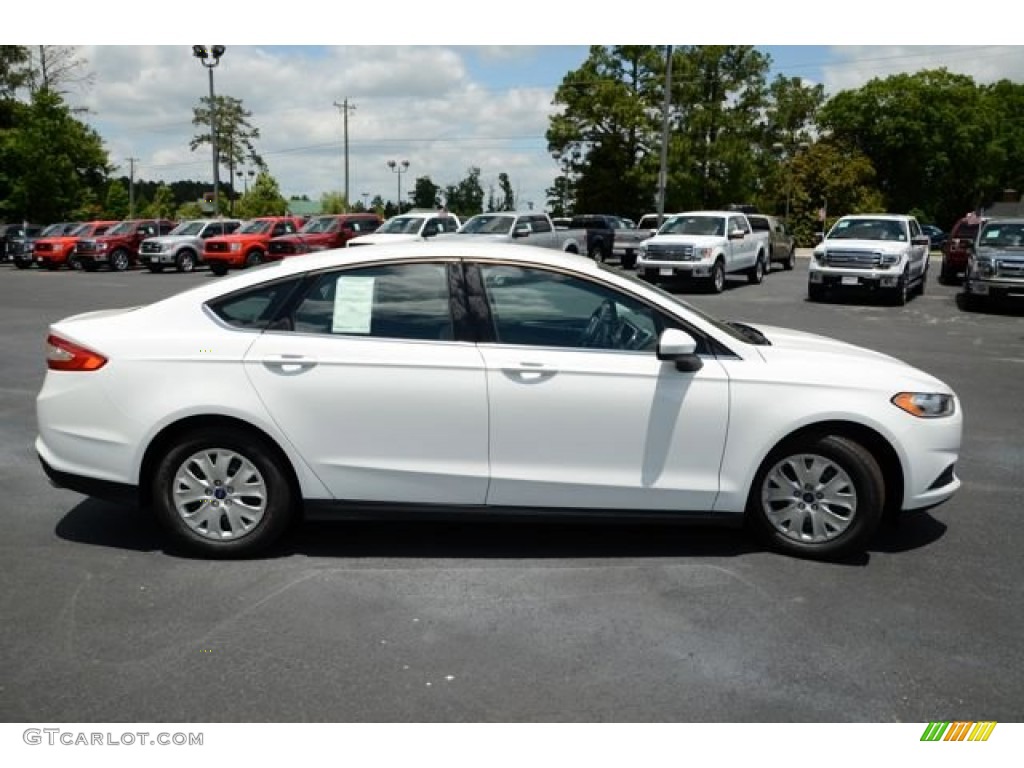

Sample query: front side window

[289,262,453,341]
[478,264,673,352]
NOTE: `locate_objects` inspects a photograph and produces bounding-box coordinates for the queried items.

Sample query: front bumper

[965,277,1024,300]
[637,258,716,278]
[808,267,902,291]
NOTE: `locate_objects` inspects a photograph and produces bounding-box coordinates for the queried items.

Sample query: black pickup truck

[569,214,619,264]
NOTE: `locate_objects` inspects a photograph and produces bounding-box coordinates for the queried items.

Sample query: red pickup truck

[204,216,304,275]
[33,220,119,270]
[267,213,382,259]
[76,219,177,272]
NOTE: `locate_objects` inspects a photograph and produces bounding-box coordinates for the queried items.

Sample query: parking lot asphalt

[1,253,1022,723]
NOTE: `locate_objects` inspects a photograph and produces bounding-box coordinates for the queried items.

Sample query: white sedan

[36,242,963,560]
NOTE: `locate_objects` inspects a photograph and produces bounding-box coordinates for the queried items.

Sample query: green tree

[0,46,31,99]
[235,171,287,218]
[819,69,994,227]
[0,88,110,222]
[547,46,665,219]
[191,94,262,197]
[411,175,442,209]
[444,167,485,217]
[143,183,176,220]
[980,79,1024,211]
[320,191,348,214]
[104,180,129,219]
[496,172,515,211]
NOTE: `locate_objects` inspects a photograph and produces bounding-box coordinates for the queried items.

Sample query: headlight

[879,252,901,266]
[973,259,995,278]
[695,247,712,259]
[812,250,824,263]
[891,392,955,418]
[229,243,242,252]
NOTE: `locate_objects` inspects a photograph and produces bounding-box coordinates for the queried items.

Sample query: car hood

[146,235,197,245]
[817,238,909,253]
[749,324,950,391]
[976,246,1024,260]
[645,234,725,245]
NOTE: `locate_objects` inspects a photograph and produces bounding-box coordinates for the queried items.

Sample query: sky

[9,4,1024,214]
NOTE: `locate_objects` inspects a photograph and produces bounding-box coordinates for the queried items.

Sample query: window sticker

[332,275,375,334]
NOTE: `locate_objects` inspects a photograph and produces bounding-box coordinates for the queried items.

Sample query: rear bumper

[38,453,139,506]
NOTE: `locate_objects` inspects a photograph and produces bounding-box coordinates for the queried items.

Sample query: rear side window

[207,278,299,330]
[289,263,453,341]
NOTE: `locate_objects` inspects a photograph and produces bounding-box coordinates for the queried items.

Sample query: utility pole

[334,99,356,211]
[656,45,673,228]
[128,157,139,219]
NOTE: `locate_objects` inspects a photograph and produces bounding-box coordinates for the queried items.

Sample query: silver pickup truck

[441,212,587,255]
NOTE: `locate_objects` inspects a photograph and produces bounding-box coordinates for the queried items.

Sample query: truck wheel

[210,263,228,276]
[621,251,637,270]
[68,255,83,271]
[709,259,726,293]
[890,270,909,306]
[641,268,658,284]
[110,248,131,272]
[176,250,197,273]
[747,255,766,285]
[14,260,31,270]
[783,247,796,271]
[245,249,264,268]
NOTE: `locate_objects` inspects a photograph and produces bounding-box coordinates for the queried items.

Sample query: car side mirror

[728,229,745,240]
[814,231,824,243]
[656,328,703,372]
[512,224,531,238]
[911,235,929,246]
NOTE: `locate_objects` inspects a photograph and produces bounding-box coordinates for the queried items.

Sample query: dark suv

[1,223,43,263]
[940,215,985,284]
[568,214,619,264]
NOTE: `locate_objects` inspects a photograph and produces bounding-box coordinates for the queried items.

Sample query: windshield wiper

[726,321,771,346]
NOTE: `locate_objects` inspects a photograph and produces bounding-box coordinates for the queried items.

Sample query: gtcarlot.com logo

[23,729,203,747]
[921,721,997,742]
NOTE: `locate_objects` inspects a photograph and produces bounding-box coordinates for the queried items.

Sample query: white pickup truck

[441,212,587,254]
[635,210,771,292]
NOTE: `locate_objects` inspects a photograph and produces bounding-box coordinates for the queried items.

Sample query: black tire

[807,283,826,302]
[81,261,98,272]
[13,260,31,270]
[641,268,658,284]
[151,427,295,558]
[747,254,766,285]
[244,249,264,268]
[708,259,726,293]
[747,434,885,560]
[890,270,909,306]
[110,248,130,272]
[621,251,637,270]
[147,264,164,274]
[176,249,197,273]
[917,265,927,296]
[210,263,228,276]
[783,247,796,271]
[961,287,982,312]
[68,255,83,271]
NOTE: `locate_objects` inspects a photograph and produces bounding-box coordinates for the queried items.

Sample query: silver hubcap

[761,453,856,544]
[172,448,267,541]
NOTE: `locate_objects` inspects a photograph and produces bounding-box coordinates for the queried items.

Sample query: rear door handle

[501,361,557,383]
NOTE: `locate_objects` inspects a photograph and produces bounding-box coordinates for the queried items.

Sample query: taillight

[46,334,107,371]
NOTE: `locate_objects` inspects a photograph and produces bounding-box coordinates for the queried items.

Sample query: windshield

[105,221,134,236]
[660,215,725,237]
[827,218,906,241]
[239,220,273,235]
[170,221,206,236]
[377,216,423,235]
[300,216,339,234]
[611,264,757,346]
[460,214,515,235]
[978,222,1024,248]
[41,223,72,237]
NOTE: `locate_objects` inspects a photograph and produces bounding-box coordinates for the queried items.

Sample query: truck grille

[76,240,99,254]
[997,259,1024,278]
[645,244,695,261]
[206,242,229,254]
[140,241,163,254]
[823,249,883,269]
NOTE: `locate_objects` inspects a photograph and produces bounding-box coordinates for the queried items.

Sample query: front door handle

[262,354,318,375]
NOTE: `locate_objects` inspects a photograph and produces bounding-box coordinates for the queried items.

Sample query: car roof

[838,213,913,221]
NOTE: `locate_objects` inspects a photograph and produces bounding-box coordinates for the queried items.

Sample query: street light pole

[193,45,226,217]
[387,160,410,215]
